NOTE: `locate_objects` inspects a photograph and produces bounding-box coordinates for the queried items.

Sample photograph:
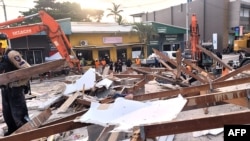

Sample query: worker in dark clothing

[0,33,31,136]
[154,57,159,68]
[126,58,132,67]
[216,51,222,67]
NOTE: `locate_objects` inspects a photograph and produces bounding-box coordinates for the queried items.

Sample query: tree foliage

[132,22,158,44]
[106,3,124,24]
[18,0,104,24]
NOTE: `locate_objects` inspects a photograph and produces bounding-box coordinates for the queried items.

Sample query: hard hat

[0,33,7,40]
[0,33,8,48]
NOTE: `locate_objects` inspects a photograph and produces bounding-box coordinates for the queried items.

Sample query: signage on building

[235,26,239,36]
[213,33,217,50]
[149,41,159,45]
[103,37,123,44]
[157,27,167,33]
[239,26,243,36]
[165,35,177,41]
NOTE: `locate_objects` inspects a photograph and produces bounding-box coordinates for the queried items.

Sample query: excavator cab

[197,42,214,70]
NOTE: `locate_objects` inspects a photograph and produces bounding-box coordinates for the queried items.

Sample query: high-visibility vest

[222,68,229,76]
[135,58,141,65]
[186,65,192,72]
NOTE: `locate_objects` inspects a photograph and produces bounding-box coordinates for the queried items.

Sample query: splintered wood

[13,108,52,134]
[56,92,81,114]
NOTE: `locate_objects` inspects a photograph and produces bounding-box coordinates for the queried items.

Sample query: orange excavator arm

[0,10,80,71]
[190,13,200,61]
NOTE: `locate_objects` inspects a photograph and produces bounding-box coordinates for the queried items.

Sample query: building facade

[69,22,143,64]
[135,0,250,53]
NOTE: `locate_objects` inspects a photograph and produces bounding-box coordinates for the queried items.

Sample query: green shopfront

[147,22,187,57]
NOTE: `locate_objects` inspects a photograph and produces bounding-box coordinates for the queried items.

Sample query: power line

[121,0,185,9]
[0,4,30,9]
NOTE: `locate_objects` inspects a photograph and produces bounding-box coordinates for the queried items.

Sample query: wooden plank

[0,120,91,141]
[41,110,88,127]
[108,132,120,141]
[152,48,207,83]
[158,59,173,71]
[197,45,232,70]
[56,92,80,114]
[13,108,52,134]
[132,67,189,87]
[183,59,215,80]
[0,59,66,85]
[176,49,181,79]
[113,74,144,79]
[214,63,250,82]
[133,76,250,101]
[140,110,250,138]
[96,125,115,141]
[186,89,247,106]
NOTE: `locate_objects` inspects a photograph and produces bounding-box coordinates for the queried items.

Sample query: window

[240,8,250,17]
[132,46,143,58]
[76,50,93,61]
[18,49,43,65]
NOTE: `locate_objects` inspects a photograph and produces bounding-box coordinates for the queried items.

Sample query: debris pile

[0,50,250,141]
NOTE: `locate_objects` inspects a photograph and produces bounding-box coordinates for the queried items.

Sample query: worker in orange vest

[221,67,229,77]
[186,65,192,72]
[135,57,141,67]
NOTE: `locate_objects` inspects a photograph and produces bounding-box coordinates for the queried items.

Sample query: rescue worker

[222,67,229,77]
[0,33,31,136]
[94,59,101,73]
[135,57,141,67]
[101,58,107,72]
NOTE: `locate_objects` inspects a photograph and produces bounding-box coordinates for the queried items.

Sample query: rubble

[0,52,250,141]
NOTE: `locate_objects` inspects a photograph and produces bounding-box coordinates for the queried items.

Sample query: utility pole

[0,0,7,21]
[186,0,190,49]
[0,0,11,49]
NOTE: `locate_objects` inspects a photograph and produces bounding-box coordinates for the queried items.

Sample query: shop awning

[114,43,144,47]
[73,45,114,50]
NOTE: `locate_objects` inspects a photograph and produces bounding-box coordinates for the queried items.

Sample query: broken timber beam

[183,59,215,80]
[152,48,207,83]
[176,49,182,79]
[158,58,174,71]
[140,110,250,138]
[132,67,189,87]
[185,89,247,107]
[0,59,66,85]
[214,63,250,82]
[41,110,88,127]
[133,76,250,101]
[96,125,115,141]
[197,45,232,71]
[56,92,81,114]
[0,120,91,141]
[13,108,52,134]
[113,74,144,79]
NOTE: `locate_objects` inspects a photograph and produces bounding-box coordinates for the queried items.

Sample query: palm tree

[131,22,158,58]
[132,22,157,44]
[106,3,124,24]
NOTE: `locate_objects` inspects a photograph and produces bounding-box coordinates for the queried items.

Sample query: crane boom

[0,10,80,71]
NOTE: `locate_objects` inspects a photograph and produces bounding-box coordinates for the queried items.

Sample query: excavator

[0,10,81,72]
[189,13,213,71]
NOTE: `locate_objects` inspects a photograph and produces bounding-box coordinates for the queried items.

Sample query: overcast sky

[0,0,187,22]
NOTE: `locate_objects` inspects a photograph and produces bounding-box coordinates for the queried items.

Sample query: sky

[0,0,187,23]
